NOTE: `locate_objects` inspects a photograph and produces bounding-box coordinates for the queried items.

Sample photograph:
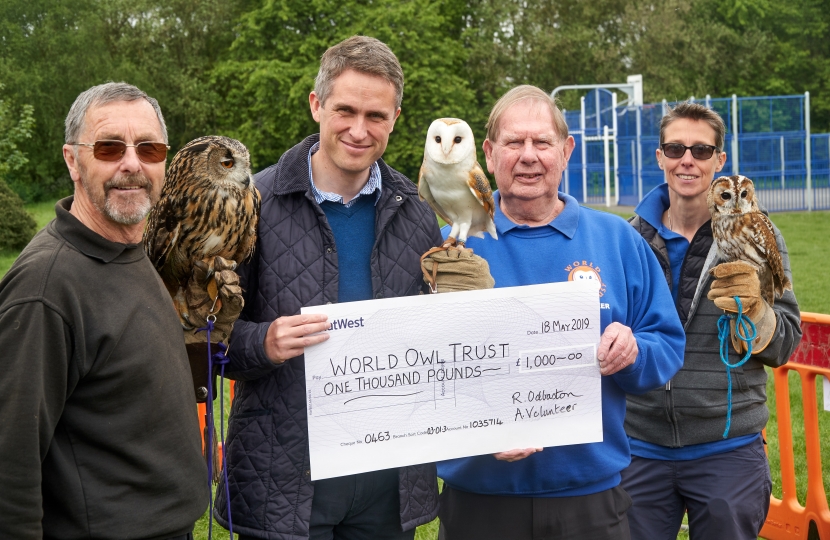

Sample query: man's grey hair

[314,36,404,109]
[486,85,569,143]
[65,82,167,144]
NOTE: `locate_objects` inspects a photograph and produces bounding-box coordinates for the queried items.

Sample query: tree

[213,0,477,180]
[0,90,37,250]
[0,0,250,201]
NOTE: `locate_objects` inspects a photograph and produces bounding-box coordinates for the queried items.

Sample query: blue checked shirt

[307,142,382,207]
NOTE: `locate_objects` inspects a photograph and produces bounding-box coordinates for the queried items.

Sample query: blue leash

[716,297,757,438]
[197,317,233,539]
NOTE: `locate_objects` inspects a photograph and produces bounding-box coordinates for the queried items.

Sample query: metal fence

[560,91,829,211]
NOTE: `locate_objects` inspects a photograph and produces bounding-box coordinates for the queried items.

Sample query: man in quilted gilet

[214,36,442,540]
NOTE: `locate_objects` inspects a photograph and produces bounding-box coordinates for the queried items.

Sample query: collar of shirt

[634,183,684,239]
[54,196,145,264]
[492,191,580,239]
[307,141,382,207]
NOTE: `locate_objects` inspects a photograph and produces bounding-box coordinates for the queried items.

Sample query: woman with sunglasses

[619,102,801,540]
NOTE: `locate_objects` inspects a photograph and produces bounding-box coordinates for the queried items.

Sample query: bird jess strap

[420,246,495,293]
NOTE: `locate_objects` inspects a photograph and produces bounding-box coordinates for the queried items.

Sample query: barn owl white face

[424,118,476,165]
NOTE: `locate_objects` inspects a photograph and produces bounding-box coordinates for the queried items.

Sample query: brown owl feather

[144,136,261,301]
[708,174,791,304]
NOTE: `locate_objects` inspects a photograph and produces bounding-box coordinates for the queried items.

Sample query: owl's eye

[721,192,732,201]
[740,190,747,198]
[220,158,234,169]
[454,136,462,144]
[435,136,442,143]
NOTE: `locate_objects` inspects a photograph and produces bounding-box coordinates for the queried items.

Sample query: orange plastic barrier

[197,378,236,460]
[761,312,830,540]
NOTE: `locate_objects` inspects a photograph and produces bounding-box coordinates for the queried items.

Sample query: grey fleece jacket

[625,215,801,447]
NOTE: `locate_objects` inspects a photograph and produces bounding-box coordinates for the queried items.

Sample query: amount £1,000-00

[517,352,583,369]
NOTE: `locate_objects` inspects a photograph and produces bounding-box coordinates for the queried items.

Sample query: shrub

[0,178,37,250]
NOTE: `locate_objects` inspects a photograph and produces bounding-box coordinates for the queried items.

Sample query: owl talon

[442,237,457,249]
[180,312,195,331]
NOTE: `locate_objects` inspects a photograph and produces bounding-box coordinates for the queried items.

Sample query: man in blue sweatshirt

[435,85,685,540]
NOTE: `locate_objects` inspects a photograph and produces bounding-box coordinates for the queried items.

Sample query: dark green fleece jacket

[0,197,208,539]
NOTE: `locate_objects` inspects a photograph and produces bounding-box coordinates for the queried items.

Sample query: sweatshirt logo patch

[565,261,607,297]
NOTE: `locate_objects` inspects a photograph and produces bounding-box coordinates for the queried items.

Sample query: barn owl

[144,136,261,327]
[418,118,497,247]
[708,174,791,304]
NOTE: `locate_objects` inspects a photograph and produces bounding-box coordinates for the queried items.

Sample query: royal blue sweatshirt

[436,192,685,497]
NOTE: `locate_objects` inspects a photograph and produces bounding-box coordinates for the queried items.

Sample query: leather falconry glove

[183,255,244,345]
[707,261,777,354]
[183,256,244,404]
[421,245,495,294]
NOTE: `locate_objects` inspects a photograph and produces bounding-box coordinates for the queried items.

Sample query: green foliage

[0,87,35,178]
[0,179,37,251]
[0,0,249,201]
[0,87,38,248]
[212,0,476,180]
[1,0,829,199]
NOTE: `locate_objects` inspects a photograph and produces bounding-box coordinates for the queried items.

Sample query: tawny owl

[418,118,497,247]
[144,136,261,324]
[708,174,791,304]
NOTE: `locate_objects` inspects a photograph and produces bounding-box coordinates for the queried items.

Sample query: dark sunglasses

[660,143,719,160]
[72,140,170,163]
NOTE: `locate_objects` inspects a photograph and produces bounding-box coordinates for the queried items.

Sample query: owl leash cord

[197,316,233,539]
[717,296,757,439]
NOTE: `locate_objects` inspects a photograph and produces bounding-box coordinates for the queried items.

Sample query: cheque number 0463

[365,431,390,444]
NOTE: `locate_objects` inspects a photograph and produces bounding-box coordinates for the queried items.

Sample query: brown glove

[707,261,776,354]
[183,256,244,345]
[421,246,495,293]
[182,256,243,403]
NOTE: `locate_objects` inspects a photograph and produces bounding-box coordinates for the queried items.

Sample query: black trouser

[438,484,632,540]
[240,467,411,540]
[621,436,771,540]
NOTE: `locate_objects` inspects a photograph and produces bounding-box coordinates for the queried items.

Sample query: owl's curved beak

[243,175,252,188]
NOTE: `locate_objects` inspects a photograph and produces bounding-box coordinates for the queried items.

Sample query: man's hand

[597,322,638,375]
[183,256,244,344]
[707,261,776,354]
[493,447,543,462]
[264,314,330,365]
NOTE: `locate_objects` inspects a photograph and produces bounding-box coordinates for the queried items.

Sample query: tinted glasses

[72,140,170,163]
[660,143,719,160]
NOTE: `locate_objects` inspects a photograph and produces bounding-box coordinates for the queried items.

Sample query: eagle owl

[708,174,791,304]
[144,136,261,324]
[418,118,497,246]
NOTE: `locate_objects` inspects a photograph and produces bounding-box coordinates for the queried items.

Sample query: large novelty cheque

[301,281,603,480]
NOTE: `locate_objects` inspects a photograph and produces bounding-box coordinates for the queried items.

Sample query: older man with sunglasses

[0,82,208,539]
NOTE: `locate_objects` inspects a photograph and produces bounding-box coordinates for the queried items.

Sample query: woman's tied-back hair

[660,101,726,151]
